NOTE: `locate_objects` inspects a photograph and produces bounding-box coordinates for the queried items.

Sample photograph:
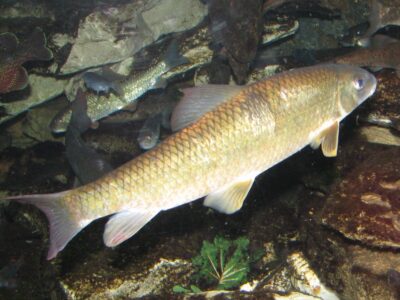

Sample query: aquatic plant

[192,236,252,290]
[172,235,266,294]
[173,236,254,293]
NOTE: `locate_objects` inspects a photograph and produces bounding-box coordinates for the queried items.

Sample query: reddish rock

[321,147,400,248]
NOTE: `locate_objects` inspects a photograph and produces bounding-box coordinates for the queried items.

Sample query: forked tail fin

[5,191,91,260]
[163,39,189,70]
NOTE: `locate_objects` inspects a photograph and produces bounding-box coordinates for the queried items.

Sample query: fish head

[334,65,377,117]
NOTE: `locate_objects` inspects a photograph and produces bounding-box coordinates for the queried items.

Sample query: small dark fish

[65,88,113,185]
[83,70,123,95]
[51,39,188,133]
[340,22,370,47]
[361,113,400,131]
[332,35,400,77]
[358,0,400,46]
[0,28,53,94]
[0,257,23,289]
[137,113,162,150]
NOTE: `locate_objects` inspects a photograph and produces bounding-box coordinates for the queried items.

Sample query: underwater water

[0,0,399,299]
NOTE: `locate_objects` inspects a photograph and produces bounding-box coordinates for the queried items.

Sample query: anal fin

[103,209,159,247]
[204,177,255,214]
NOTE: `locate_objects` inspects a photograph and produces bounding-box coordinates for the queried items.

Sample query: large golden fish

[4,64,377,259]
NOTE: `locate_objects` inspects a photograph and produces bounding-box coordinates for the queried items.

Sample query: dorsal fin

[171,84,244,132]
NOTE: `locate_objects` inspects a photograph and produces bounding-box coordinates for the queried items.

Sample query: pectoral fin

[321,121,339,157]
[204,177,255,214]
[311,121,339,157]
[310,137,322,150]
[103,210,159,247]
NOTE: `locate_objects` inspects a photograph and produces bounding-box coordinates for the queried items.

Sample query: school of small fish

[50,41,188,133]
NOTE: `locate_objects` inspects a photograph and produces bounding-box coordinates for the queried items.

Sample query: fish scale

[3,64,377,259]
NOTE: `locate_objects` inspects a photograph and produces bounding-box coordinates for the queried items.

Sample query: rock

[261,19,299,46]
[359,126,400,147]
[0,74,68,125]
[193,66,212,86]
[273,292,322,300]
[163,16,299,84]
[51,33,75,49]
[7,121,37,149]
[0,142,70,194]
[60,258,192,299]
[287,252,339,300]
[22,96,68,143]
[358,70,400,132]
[193,16,297,86]
[208,0,263,84]
[247,65,281,84]
[61,0,207,74]
[0,1,55,22]
[0,134,12,152]
[141,0,207,38]
[0,153,14,182]
[304,226,400,300]
[321,147,400,248]
[261,0,369,62]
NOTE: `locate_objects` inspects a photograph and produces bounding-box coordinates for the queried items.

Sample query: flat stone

[61,0,207,74]
[321,147,400,248]
[0,74,67,125]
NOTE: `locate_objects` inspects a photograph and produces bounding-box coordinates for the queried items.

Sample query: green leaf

[172,285,190,293]
[191,236,254,290]
[190,285,202,293]
[250,247,265,263]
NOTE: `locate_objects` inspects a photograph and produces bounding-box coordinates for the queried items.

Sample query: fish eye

[353,78,365,90]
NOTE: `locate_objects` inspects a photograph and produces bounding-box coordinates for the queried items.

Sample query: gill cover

[336,65,377,115]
